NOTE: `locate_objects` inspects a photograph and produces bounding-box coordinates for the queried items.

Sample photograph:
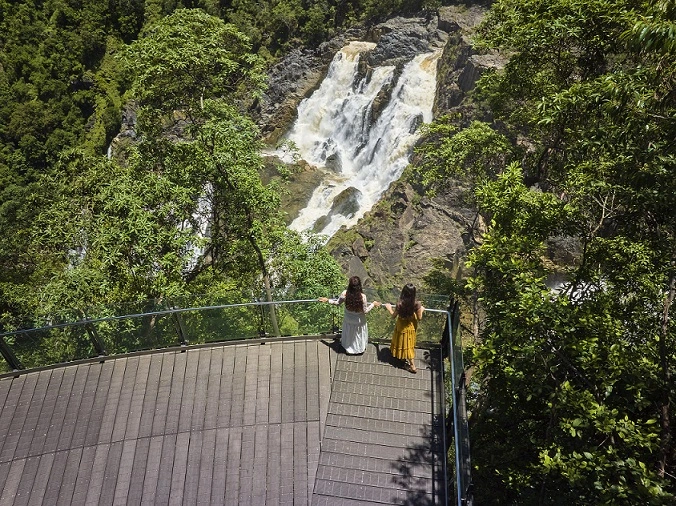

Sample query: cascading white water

[281,41,441,237]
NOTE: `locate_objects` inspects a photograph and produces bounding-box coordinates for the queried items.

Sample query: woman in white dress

[319,276,380,354]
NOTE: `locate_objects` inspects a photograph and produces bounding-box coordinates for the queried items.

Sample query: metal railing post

[0,333,23,371]
[85,322,107,357]
[172,309,188,347]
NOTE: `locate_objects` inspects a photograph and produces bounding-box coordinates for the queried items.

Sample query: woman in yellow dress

[384,283,425,373]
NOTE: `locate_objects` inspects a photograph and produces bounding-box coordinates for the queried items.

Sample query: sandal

[405,360,417,374]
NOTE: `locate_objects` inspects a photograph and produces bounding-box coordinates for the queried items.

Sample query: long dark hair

[396,283,421,318]
[344,276,364,312]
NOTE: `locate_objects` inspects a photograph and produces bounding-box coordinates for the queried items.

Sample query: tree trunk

[263,271,281,337]
[250,234,280,337]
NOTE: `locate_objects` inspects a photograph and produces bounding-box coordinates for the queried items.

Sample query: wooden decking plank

[183,430,204,504]
[83,361,115,447]
[0,376,13,419]
[137,354,163,439]
[111,357,138,443]
[164,351,185,435]
[281,342,295,423]
[204,347,224,430]
[293,421,309,505]
[252,424,268,503]
[11,370,51,462]
[224,426,242,506]
[238,425,255,505]
[198,427,217,505]
[255,343,271,424]
[216,347,235,428]
[58,365,94,451]
[0,458,26,505]
[28,369,64,458]
[268,342,283,425]
[294,341,308,424]
[98,440,124,506]
[178,350,199,434]
[265,423,281,505]
[55,447,82,506]
[152,352,178,436]
[211,427,229,504]
[0,375,36,463]
[0,377,23,454]
[0,462,11,503]
[140,435,163,504]
[228,346,247,429]
[24,453,54,504]
[307,420,321,500]
[279,422,294,504]
[125,354,151,441]
[125,436,150,505]
[83,442,110,504]
[112,439,137,505]
[97,359,127,444]
[318,340,332,437]
[12,456,39,506]
[242,345,260,427]
[168,431,190,504]
[45,451,76,505]
[191,348,211,431]
[306,341,320,421]
[155,433,177,505]
[43,368,76,454]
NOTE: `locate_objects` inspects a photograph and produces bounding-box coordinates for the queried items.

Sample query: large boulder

[327,176,478,291]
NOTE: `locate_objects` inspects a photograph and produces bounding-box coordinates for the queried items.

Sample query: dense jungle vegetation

[1,0,675,503]
[414,0,675,503]
[1,0,440,326]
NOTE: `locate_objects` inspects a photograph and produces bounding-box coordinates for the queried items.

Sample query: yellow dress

[390,312,419,361]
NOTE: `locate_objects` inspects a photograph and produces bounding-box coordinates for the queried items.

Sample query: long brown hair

[396,283,421,318]
[344,276,364,312]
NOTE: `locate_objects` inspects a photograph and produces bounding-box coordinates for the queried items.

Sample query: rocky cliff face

[258,5,504,291]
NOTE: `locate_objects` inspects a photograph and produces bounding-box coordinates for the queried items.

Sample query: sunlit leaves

[120,9,266,118]
[415,119,514,195]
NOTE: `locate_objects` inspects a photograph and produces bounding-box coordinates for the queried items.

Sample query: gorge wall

[257,4,504,291]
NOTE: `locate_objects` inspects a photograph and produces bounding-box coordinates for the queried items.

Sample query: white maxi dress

[329,292,375,354]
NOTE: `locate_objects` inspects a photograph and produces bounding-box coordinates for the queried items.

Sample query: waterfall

[281,41,441,238]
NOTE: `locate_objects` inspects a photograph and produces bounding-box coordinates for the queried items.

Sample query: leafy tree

[410,0,676,502]
[415,118,515,196]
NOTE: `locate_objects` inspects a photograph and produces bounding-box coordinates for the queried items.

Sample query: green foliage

[1,6,346,330]
[407,0,676,502]
[414,118,515,194]
[120,9,267,118]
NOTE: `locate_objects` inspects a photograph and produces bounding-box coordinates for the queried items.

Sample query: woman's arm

[318,291,346,305]
[363,294,380,313]
[416,304,425,320]
[383,303,397,318]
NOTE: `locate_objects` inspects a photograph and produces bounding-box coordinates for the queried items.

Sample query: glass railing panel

[93,313,180,354]
[0,292,454,373]
[265,300,338,337]
[4,325,97,369]
[0,356,11,374]
[416,309,446,344]
[180,305,267,344]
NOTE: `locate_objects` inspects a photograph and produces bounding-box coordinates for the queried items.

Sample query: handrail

[427,308,452,506]
[0,299,321,339]
[427,304,472,506]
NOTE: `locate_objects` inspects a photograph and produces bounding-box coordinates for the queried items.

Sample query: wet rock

[330,186,362,218]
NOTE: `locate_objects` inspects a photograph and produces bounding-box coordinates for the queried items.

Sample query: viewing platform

[0,337,447,505]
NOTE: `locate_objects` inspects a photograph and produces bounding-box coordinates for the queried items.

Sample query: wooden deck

[0,338,447,505]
